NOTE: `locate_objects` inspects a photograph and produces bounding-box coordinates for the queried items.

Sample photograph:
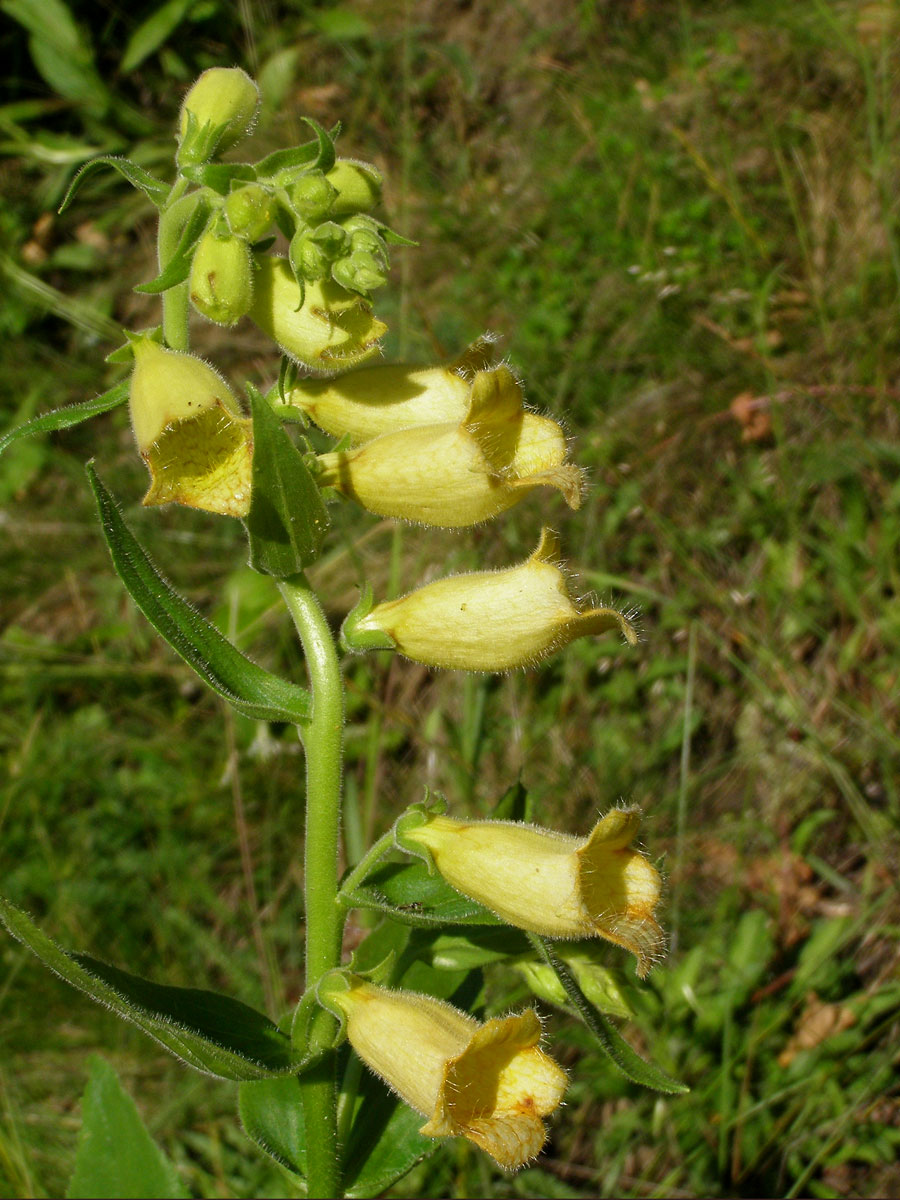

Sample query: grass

[2,1,900,1197]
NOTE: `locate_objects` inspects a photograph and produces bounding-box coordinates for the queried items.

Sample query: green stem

[158,179,192,351]
[337,828,395,902]
[279,573,344,1199]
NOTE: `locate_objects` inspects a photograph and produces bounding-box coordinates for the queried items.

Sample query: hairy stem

[158,179,192,351]
[279,573,344,1198]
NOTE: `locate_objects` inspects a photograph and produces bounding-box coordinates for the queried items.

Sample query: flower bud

[326,158,382,215]
[248,256,387,370]
[316,366,584,527]
[224,183,274,243]
[282,361,472,444]
[346,527,638,670]
[128,336,252,517]
[401,809,664,977]
[178,68,260,164]
[287,170,337,222]
[320,976,566,1169]
[331,249,387,296]
[189,225,254,325]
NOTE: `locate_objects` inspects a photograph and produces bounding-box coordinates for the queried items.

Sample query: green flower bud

[248,256,387,370]
[178,68,260,164]
[347,225,387,260]
[326,158,382,215]
[224,183,274,243]
[331,250,387,296]
[128,336,253,517]
[287,170,337,222]
[189,225,254,325]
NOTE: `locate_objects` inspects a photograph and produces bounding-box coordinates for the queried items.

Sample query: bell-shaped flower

[345,528,638,670]
[320,976,567,1169]
[400,808,664,977]
[128,336,252,517]
[280,336,496,444]
[247,256,386,371]
[316,366,584,526]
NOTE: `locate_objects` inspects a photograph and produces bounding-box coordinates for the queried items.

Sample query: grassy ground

[2,1,900,1196]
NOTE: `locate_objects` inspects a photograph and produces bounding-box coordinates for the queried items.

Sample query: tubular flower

[177,67,259,164]
[324,977,567,1169]
[279,336,497,443]
[347,528,638,670]
[316,366,584,526]
[247,256,386,371]
[128,336,252,517]
[401,809,664,977]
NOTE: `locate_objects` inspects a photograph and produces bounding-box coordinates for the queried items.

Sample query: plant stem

[279,573,344,1199]
[159,179,192,352]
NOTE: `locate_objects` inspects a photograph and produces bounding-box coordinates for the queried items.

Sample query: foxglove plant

[0,67,686,1199]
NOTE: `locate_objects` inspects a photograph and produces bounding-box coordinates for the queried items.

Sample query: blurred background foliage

[1,1,899,1197]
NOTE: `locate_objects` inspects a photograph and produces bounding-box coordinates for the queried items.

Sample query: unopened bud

[189,225,254,325]
[178,68,260,164]
[331,250,387,295]
[326,159,382,215]
[224,183,274,243]
[287,170,337,222]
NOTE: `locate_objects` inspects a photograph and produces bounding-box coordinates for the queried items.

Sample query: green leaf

[67,1056,187,1199]
[344,861,503,928]
[255,140,321,180]
[58,157,169,213]
[411,926,529,971]
[179,161,257,195]
[239,1075,307,1181]
[342,1070,435,1198]
[0,380,129,458]
[121,0,197,73]
[300,116,335,174]
[134,197,209,294]
[528,935,689,1095]
[243,389,328,578]
[87,464,312,724]
[0,897,298,1081]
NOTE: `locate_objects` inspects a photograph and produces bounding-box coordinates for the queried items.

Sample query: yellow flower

[401,808,664,978]
[348,528,638,670]
[189,226,254,326]
[279,336,496,444]
[323,977,566,1170]
[128,336,252,518]
[248,256,386,371]
[316,366,583,526]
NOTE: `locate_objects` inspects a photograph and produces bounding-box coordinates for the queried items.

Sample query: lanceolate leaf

[0,898,298,1081]
[58,156,169,213]
[67,1056,188,1199]
[239,1075,308,1181]
[88,465,311,724]
[0,380,128,457]
[300,116,336,174]
[529,934,689,1096]
[343,860,503,928]
[134,198,209,294]
[244,390,328,578]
